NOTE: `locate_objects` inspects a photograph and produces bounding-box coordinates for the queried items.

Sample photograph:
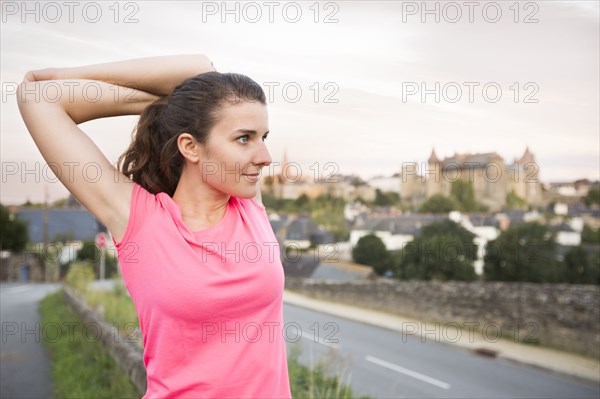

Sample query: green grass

[83,280,140,328]
[288,345,369,398]
[39,290,141,399]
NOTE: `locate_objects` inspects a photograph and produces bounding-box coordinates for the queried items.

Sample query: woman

[17,54,292,398]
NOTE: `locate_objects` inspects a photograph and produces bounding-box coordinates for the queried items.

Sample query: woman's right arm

[17,54,215,241]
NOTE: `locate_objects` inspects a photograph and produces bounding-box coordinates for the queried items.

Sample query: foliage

[352,233,391,275]
[395,220,477,281]
[39,291,141,398]
[288,345,369,399]
[51,231,74,244]
[311,195,350,242]
[584,184,600,207]
[560,245,600,285]
[421,219,476,244]
[506,190,528,210]
[483,222,558,283]
[450,179,484,212]
[65,262,95,294]
[263,191,350,242]
[418,194,457,213]
[0,204,29,252]
[85,278,138,327]
[76,240,118,279]
[373,189,400,207]
[581,224,600,244]
[295,193,311,211]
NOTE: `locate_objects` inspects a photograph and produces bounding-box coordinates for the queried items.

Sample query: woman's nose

[254,142,272,166]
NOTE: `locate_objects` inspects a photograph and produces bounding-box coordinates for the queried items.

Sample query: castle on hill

[400,147,544,211]
[262,147,545,211]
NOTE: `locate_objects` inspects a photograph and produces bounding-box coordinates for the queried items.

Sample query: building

[400,147,544,212]
[264,151,376,201]
[14,194,105,244]
[16,207,104,243]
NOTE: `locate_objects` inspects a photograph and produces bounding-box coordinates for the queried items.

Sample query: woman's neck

[172,171,230,231]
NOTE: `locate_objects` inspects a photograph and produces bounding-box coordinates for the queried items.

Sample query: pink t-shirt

[113,183,291,398]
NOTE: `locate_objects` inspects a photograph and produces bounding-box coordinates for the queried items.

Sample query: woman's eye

[262,134,268,142]
[237,135,249,144]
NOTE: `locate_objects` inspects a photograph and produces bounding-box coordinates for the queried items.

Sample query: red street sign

[95,232,108,249]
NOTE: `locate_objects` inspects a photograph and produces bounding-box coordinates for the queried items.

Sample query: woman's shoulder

[113,182,164,246]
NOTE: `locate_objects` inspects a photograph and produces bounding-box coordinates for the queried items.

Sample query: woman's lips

[242,173,260,182]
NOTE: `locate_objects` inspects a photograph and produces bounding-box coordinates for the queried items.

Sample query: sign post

[95,232,108,280]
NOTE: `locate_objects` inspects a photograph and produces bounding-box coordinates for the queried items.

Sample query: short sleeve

[113,183,158,249]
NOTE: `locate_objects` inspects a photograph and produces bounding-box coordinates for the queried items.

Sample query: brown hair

[118,72,266,196]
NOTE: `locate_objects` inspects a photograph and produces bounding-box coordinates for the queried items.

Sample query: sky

[1,0,599,204]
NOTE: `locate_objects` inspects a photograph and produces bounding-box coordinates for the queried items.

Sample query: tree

[352,233,390,275]
[559,246,600,284]
[484,222,558,283]
[421,219,477,245]
[584,184,600,207]
[395,220,477,281]
[0,204,28,252]
[374,189,399,207]
[294,194,310,211]
[76,240,117,279]
[311,195,349,242]
[581,224,600,245]
[450,179,480,212]
[506,190,528,210]
[419,194,457,213]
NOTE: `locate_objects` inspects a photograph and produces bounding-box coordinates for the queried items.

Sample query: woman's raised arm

[17,54,215,241]
[25,54,215,96]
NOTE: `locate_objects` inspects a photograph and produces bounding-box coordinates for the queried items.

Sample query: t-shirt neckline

[157,193,234,240]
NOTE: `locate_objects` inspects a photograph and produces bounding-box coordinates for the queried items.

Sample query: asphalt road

[1,282,62,399]
[283,303,600,398]
[3,282,598,399]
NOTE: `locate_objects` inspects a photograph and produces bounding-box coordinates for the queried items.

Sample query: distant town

[2,147,599,285]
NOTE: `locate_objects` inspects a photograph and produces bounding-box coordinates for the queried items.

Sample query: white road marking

[366,355,452,390]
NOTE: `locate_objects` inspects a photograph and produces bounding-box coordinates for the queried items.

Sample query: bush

[65,262,95,294]
[352,233,390,275]
[419,194,457,213]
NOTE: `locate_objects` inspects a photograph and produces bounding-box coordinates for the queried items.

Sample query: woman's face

[198,100,272,199]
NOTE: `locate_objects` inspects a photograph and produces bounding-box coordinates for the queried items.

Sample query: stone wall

[62,287,146,394]
[285,278,600,357]
[1,252,45,282]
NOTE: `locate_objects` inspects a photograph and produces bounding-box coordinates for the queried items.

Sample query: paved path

[1,283,62,399]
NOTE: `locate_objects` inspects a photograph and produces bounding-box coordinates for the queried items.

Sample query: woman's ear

[177,133,201,163]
